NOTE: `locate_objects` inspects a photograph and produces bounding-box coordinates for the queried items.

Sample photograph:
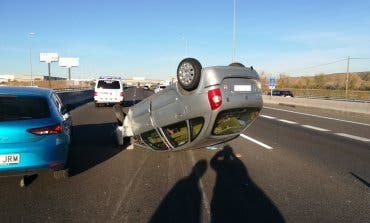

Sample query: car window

[141,129,168,150]
[97,80,121,89]
[51,93,62,112]
[212,108,260,135]
[0,95,50,122]
[163,121,188,147]
[189,117,204,141]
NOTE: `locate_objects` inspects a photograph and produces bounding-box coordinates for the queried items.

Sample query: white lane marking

[260,115,276,119]
[264,106,370,127]
[301,125,330,132]
[112,153,150,218]
[240,134,273,150]
[335,133,370,142]
[277,119,298,124]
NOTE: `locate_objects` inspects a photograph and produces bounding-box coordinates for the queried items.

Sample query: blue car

[0,86,72,181]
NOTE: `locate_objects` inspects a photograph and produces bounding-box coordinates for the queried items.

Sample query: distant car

[114,58,263,151]
[0,86,72,180]
[154,85,167,93]
[143,85,151,91]
[268,90,294,97]
[94,76,124,107]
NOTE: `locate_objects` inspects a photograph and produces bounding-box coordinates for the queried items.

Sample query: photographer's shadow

[210,145,285,223]
[149,160,207,223]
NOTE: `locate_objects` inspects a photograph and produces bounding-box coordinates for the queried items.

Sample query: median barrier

[57,90,94,111]
[262,95,370,115]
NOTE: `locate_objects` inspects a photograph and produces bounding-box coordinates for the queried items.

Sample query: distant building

[15,75,44,82]
[0,75,15,83]
[43,76,67,81]
[123,78,164,87]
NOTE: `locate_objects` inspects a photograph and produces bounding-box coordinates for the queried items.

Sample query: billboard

[40,53,59,63]
[59,57,80,67]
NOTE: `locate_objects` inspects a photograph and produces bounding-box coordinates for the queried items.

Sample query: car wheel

[177,58,202,91]
[228,62,245,67]
[113,104,125,126]
[20,174,38,187]
[53,168,69,180]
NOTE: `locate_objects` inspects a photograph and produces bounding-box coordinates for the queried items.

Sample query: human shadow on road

[149,160,207,223]
[68,122,124,176]
[210,146,285,223]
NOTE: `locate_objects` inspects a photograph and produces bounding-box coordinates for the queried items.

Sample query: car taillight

[120,92,124,97]
[208,88,222,110]
[27,124,62,135]
[94,91,97,96]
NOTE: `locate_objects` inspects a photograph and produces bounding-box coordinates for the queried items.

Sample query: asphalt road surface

[0,87,369,223]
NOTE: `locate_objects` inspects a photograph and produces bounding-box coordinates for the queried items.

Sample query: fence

[263,88,370,100]
[6,80,93,90]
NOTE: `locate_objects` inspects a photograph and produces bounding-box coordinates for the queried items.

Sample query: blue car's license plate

[0,154,20,165]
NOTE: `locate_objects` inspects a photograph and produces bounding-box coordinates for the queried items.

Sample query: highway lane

[0,87,369,222]
[261,105,370,140]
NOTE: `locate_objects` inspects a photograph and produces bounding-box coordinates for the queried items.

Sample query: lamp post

[181,35,188,57]
[345,56,350,100]
[29,32,36,86]
[232,0,236,62]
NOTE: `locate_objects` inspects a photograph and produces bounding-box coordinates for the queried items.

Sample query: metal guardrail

[294,96,370,103]
[54,87,93,93]
[262,95,370,115]
[56,90,94,111]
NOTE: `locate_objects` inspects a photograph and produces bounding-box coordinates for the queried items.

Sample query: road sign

[269,76,276,90]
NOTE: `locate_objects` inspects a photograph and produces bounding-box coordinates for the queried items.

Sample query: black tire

[69,126,73,146]
[177,58,202,91]
[229,62,245,67]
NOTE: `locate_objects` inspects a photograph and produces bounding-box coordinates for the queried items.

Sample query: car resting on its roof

[114,58,263,151]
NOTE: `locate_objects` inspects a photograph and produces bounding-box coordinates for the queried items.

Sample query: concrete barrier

[262,95,370,115]
[57,90,94,111]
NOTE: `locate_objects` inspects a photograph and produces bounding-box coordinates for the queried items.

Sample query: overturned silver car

[115,58,263,151]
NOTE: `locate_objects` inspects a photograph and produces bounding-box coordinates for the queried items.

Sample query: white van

[94,77,124,107]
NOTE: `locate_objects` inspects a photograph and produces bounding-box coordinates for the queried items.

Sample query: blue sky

[1,0,370,79]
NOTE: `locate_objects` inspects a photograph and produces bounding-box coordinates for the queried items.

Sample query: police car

[94,76,124,107]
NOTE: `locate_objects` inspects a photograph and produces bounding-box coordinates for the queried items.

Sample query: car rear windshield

[212,108,260,135]
[97,80,121,89]
[0,95,50,122]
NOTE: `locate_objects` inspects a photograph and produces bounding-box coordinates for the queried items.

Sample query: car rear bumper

[94,96,123,103]
[0,137,69,174]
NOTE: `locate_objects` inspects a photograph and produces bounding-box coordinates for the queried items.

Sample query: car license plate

[234,85,251,92]
[0,154,20,165]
